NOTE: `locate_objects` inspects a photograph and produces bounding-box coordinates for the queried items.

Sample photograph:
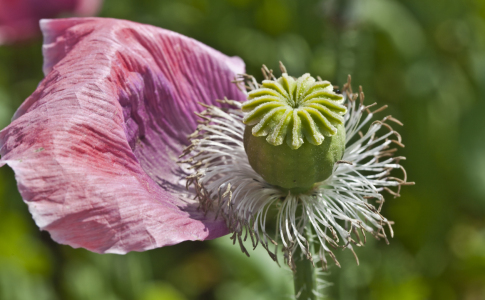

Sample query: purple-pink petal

[0,0,102,44]
[0,18,246,253]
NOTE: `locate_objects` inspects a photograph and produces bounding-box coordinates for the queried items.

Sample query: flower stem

[293,243,320,300]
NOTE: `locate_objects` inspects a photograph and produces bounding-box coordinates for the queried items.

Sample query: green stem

[293,244,320,300]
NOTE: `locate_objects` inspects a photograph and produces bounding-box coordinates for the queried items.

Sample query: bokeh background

[1,0,485,299]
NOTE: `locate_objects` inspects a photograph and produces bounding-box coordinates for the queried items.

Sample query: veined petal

[0,18,246,253]
[0,0,102,44]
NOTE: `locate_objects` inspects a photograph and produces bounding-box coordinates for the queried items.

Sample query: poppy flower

[0,18,413,292]
[181,65,413,270]
[0,17,247,253]
[0,0,102,44]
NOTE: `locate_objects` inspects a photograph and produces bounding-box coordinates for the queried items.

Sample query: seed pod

[241,70,347,192]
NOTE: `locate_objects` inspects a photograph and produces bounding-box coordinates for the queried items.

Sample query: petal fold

[0,18,246,253]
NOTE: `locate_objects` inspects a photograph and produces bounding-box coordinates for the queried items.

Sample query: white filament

[181,81,410,269]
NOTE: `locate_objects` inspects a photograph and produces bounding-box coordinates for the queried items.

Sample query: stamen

[179,74,410,270]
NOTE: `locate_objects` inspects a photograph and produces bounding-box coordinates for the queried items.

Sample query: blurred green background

[1,0,485,299]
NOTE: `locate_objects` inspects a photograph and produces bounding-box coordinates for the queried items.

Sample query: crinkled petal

[0,0,102,44]
[0,18,246,254]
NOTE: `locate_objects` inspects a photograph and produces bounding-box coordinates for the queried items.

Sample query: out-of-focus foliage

[1,0,485,299]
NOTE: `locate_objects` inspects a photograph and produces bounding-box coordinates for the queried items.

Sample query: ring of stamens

[180,73,414,271]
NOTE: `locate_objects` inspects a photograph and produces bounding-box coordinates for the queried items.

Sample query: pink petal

[73,0,103,16]
[0,18,246,254]
[0,0,102,44]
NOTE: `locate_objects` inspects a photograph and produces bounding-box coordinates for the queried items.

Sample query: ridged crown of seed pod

[241,72,347,150]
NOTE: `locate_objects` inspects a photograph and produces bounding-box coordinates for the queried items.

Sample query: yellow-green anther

[241,73,346,150]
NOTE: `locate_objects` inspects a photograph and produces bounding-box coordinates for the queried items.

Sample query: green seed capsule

[241,70,347,192]
[244,123,345,192]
